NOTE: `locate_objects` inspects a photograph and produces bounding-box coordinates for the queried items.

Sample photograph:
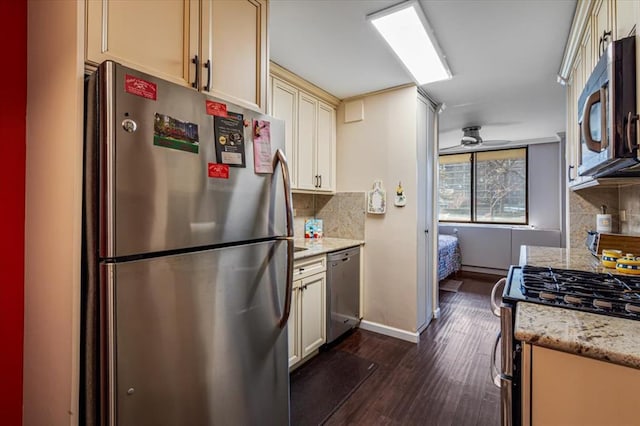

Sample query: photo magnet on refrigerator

[214,112,246,167]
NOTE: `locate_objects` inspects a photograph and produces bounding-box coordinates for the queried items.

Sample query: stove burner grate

[520,265,640,319]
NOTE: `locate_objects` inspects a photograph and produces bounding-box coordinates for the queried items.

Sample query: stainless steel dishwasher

[326,246,361,344]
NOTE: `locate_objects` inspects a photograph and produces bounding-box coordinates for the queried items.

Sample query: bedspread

[438,234,461,281]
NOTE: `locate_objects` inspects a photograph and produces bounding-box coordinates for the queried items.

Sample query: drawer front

[293,255,326,281]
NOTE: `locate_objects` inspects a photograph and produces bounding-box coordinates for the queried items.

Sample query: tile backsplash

[293,192,366,240]
[569,183,640,248]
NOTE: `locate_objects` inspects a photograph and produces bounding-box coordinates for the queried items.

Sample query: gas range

[503,265,640,320]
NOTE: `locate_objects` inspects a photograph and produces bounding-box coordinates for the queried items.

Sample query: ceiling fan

[440,126,511,152]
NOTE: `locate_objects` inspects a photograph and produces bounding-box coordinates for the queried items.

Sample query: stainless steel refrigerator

[82,61,293,426]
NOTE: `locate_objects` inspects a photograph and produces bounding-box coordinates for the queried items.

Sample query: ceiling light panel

[368,1,452,85]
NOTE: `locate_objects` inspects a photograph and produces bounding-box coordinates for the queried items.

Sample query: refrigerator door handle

[273,149,295,328]
[490,330,502,387]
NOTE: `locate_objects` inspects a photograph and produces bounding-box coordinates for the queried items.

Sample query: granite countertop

[515,302,640,369]
[293,237,364,260]
[519,245,611,273]
[516,245,640,369]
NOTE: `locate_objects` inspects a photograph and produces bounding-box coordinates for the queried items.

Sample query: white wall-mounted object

[344,99,364,123]
[367,180,387,214]
[394,181,407,207]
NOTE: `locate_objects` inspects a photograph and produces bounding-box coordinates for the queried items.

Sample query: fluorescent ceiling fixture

[368,1,452,85]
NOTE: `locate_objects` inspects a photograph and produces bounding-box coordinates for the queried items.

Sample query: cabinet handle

[490,278,506,317]
[191,55,200,89]
[319,175,322,188]
[568,165,575,183]
[204,59,211,92]
[599,30,612,57]
[626,112,640,151]
[490,331,502,388]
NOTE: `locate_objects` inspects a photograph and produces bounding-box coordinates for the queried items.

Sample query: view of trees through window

[439,148,527,224]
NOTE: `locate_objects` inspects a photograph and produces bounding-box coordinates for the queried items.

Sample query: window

[439,147,527,224]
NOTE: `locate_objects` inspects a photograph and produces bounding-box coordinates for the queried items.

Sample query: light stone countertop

[514,302,640,369]
[516,245,640,369]
[519,245,622,274]
[293,237,364,260]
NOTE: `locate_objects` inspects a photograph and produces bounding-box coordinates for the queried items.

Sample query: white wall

[25,1,84,424]
[337,86,419,334]
[529,142,563,229]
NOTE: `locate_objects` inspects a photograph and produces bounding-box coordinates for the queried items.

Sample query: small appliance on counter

[586,230,640,257]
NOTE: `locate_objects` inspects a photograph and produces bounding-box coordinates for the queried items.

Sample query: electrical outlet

[620,209,627,222]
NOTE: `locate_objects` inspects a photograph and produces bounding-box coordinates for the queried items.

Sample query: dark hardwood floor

[321,272,502,426]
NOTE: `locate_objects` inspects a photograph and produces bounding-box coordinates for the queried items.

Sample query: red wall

[0,0,26,424]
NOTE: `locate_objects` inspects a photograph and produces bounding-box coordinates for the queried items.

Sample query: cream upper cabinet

[201,0,267,111]
[86,0,198,88]
[614,0,639,39]
[86,0,268,112]
[270,63,339,194]
[316,101,336,192]
[296,94,336,192]
[271,77,299,187]
[592,0,614,58]
[297,92,319,191]
[567,49,585,188]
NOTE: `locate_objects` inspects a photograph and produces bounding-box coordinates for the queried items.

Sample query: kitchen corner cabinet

[270,65,338,194]
[85,0,267,112]
[288,255,327,369]
[521,343,640,426]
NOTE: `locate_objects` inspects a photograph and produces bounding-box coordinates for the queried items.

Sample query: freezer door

[93,61,286,258]
[102,240,290,426]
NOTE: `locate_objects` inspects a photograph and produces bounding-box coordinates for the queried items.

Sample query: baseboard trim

[359,320,420,344]
[433,307,441,319]
[461,265,508,276]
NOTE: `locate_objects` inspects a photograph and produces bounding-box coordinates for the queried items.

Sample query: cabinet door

[86,0,198,88]
[582,21,594,76]
[202,0,267,112]
[570,49,585,187]
[297,92,319,191]
[316,102,336,192]
[287,285,301,368]
[615,0,639,39]
[300,273,326,358]
[592,0,612,57]
[272,78,299,188]
[526,344,640,426]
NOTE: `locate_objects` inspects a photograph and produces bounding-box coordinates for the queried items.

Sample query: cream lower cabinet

[288,255,327,369]
[86,0,267,112]
[521,343,640,426]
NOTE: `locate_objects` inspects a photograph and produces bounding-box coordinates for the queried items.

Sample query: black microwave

[578,36,638,177]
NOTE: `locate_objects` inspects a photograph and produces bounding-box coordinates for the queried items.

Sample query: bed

[438,233,461,281]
